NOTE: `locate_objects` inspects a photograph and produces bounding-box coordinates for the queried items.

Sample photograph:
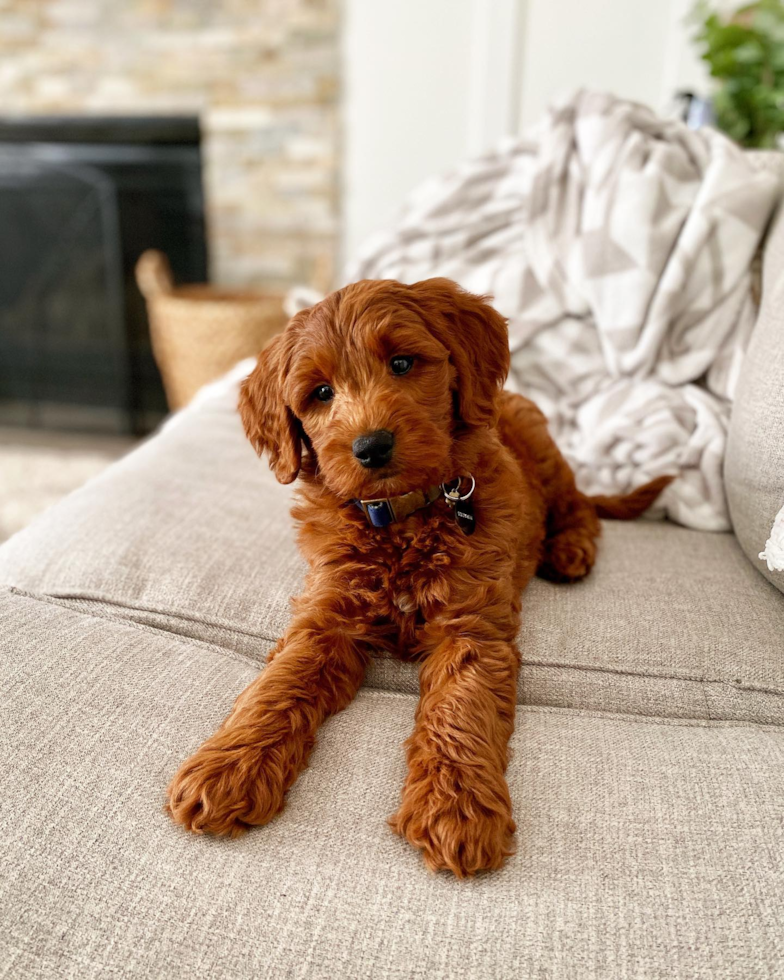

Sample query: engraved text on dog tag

[454,497,475,535]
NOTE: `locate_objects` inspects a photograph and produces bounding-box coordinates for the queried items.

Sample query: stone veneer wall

[0,0,340,291]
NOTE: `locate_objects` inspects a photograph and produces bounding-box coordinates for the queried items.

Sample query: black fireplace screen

[0,117,208,434]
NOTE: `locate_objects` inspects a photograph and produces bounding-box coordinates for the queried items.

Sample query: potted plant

[691,0,784,147]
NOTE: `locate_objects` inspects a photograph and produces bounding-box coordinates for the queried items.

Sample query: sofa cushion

[2,587,784,980]
[1,375,783,723]
[726,205,784,594]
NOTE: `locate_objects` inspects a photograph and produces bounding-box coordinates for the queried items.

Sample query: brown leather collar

[354,485,442,528]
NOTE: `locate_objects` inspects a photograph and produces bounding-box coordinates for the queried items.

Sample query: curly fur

[167,277,671,877]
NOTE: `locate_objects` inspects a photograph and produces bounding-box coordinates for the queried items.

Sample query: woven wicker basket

[136,250,286,410]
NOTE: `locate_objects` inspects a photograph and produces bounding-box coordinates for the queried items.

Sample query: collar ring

[440,474,476,502]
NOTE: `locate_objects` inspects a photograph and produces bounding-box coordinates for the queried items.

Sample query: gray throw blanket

[346,91,782,531]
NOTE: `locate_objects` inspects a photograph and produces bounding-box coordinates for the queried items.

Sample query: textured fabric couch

[2,210,784,980]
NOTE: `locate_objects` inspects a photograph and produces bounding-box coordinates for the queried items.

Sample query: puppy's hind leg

[538,490,601,583]
[538,473,675,582]
[496,392,600,584]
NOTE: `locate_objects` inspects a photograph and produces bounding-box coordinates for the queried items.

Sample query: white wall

[341,0,523,262]
[341,0,472,262]
[342,0,708,265]
[518,0,709,128]
[521,0,669,128]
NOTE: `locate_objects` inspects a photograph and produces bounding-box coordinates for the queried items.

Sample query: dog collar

[353,485,442,528]
[353,475,477,532]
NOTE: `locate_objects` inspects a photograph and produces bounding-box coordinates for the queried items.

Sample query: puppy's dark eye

[314,384,334,402]
[390,356,414,376]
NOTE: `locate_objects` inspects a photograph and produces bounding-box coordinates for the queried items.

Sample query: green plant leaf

[690,0,784,146]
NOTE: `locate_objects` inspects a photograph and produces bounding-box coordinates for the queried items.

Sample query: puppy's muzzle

[353,430,395,469]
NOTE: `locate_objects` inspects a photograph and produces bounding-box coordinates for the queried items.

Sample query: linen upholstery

[1,380,783,722]
[726,205,784,594]
[2,587,783,980]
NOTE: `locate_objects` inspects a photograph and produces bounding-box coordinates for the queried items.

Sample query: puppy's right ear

[239,328,301,484]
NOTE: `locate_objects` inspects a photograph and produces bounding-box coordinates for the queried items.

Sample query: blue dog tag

[366,500,394,528]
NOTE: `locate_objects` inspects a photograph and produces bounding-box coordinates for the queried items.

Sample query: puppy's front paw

[389,762,516,877]
[166,737,298,837]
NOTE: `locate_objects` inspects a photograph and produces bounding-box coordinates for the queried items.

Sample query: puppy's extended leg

[390,633,519,877]
[167,600,368,836]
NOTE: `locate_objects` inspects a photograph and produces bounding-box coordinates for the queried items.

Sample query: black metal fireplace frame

[0,115,208,435]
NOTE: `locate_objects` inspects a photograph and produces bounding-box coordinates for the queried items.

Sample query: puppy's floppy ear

[410,277,510,427]
[239,327,301,484]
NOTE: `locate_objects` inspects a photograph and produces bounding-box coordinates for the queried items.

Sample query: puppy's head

[239,278,509,499]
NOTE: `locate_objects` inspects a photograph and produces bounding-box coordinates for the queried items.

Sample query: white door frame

[466,0,528,152]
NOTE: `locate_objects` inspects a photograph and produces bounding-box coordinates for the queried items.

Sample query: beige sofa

[1,210,783,979]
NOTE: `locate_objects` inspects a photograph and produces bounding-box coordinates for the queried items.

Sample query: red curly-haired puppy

[167,278,670,877]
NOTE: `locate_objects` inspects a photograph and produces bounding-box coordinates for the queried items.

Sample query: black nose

[352,429,395,469]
